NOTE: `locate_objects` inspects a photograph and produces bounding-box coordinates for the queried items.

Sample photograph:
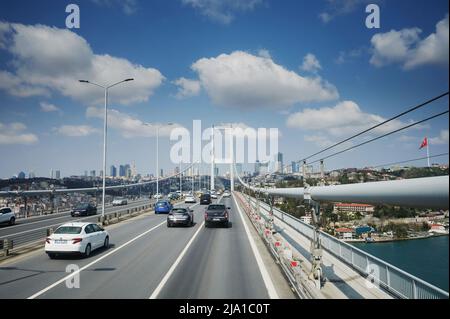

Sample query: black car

[167,208,194,227]
[71,203,97,217]
[204,204,230,228]
[200,194,212,205]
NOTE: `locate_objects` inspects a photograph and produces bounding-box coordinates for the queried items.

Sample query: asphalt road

[0,198,151,239]
[0,196,272,299]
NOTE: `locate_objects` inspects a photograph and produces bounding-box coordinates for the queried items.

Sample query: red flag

[419,137,428,149]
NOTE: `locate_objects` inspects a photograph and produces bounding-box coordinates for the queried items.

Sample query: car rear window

[54,226,82,234]
[157,202,168,207]
[208,205,225,210]
[172,209,187,214]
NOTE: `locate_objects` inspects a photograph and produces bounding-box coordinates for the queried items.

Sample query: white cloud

[257,49,271,59]
[86,107,182,138]
[173,77,202,99]
[370,15,449,69]
[286,100,419,137]
[0,22,164,105]
[430,129,449,145]
[54,125,100,137]
[300,53,322,73]
[319,0,368,23]
[91,0,138,15]
[304,135,334,148]
[40,102,61,113]
[182,0,263,24]
[191,51,339,109]
[0,122,38,145]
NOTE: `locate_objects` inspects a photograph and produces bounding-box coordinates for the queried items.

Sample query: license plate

[55,240,67,244]
[213,218,221,221]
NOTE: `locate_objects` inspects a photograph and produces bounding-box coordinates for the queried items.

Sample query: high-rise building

[292,161,299,173]
[84,171,88,177]
[160,169,164,178]
[29,171,36,179]
[55,170,61,179]
[50,169,54,179]
[214,167,219,177]
[276,152,284,173]
[255,160,261,175]
[17,171,26,179]
[90,170,96,177]
[119,164,130,177]
[110,165,117,177]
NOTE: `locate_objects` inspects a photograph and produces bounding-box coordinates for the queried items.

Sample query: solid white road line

[232,194,279,299]
[149,220,205,299]
[27,220,166,299]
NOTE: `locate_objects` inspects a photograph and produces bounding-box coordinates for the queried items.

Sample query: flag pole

[426,138,431,168]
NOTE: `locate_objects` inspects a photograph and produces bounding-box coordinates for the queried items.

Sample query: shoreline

[345,232,449,244]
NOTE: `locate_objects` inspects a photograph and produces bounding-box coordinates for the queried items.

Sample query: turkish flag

[419,137,428,149]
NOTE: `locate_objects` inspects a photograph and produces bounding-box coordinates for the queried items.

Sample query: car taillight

[72,238,83,244]
[46,237,51,244]
[225,211,228,219]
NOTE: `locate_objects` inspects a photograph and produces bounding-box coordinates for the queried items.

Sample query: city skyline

[0,0,448,179]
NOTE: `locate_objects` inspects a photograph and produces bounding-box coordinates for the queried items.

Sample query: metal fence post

[2,239,9,257]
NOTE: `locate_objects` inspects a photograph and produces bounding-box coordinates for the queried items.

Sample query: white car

[185,195,196,203]
[211,193,218,199]
[112,198,128,206]
[153,194,163,200]
[0,207,15,226]
[223,191,231,198]
[45,222,109,259]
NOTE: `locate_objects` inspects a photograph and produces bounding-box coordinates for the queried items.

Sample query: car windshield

[54,226,82,234]
[208,205,225,210]
[172,208,187,214]
[74,204,89,210]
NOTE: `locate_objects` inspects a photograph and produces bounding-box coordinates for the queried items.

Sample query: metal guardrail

[246,194,449,299]
[0,203,154,258]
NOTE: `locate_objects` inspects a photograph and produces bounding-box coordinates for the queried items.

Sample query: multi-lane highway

[0,195,294,299]
[0,198,151,239]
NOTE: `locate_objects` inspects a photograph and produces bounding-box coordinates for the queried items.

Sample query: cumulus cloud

[173,77,202,99]
[286,100,420,137]
[370,15,449,69]
[430,129,449,145]
[304,135,334,148]
[0,122,38,145]
[91,0,138,15]
[40,102,61,113]
[190,51,339,109]
[319,0,369,23]
[182,0,263,24]
[300,53,322,73]
[86,107,182,138]
[54,125,100,137]
[0,22,164,105]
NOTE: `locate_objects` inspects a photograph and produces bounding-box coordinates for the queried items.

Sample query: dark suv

[71,203,97,217]
[204,204,230,228]
[200,194,212,205]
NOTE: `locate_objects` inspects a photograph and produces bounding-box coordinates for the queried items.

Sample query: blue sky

[0,0,448,178]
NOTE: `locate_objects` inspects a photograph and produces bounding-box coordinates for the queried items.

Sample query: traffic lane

[157,197,270,299]
[33,202,206,299]
[0,199,152,238]
[0,208,165,299]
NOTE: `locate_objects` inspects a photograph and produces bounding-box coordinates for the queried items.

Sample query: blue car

[155,200,173,214]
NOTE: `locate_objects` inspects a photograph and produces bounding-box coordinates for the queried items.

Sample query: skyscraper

[17,171,26,179]
[236,163,243,176]
[255,160,261,175]
[90,170,96,177]
[276,152,284,173]
[55,170,61,179]
[292,161,299,173]
[110,165,117,177]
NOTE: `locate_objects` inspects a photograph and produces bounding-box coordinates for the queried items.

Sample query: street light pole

[79,78,133,222]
